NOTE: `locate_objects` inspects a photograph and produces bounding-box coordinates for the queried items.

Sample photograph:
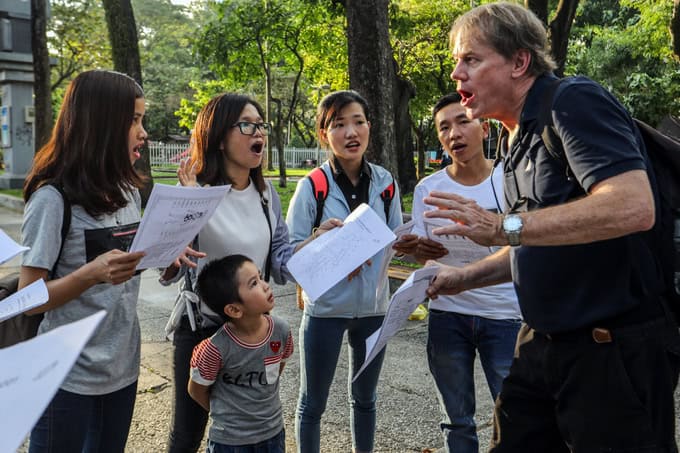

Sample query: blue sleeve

[285,177,317,246]
[267,181,295,284]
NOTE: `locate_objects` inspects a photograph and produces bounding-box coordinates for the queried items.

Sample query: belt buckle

[592,327,612,343]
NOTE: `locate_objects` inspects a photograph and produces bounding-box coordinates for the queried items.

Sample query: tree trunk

[413,120,427,181]
[31,0,52,151]
[346,0,398,178]
[525,0,548,24]
[394,75,417,194]
[672,0,680,60]
[102,0,153,206]
[546,0,579,76]
[102,0,142,85]
[271,98,287,188]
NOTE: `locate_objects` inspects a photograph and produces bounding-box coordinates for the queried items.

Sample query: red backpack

[306,167,395,228]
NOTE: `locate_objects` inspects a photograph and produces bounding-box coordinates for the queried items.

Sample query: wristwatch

[502,214,523,246]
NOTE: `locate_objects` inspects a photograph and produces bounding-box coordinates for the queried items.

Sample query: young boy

[188,254,293,453]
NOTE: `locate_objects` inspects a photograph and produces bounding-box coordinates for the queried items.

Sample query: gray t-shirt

[22,185,142,395]
[190,315,293,446]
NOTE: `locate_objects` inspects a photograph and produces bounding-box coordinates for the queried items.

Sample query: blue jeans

[29,381,138,453]
[206,429,285,453]
[296,315,385,453]
[427,310,520,453]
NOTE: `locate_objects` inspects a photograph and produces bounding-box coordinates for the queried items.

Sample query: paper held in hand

[0,228,28,265]
[129,184,229,270]
[353,265,439,382]
[0,311,106,453]
[287,203,397,303]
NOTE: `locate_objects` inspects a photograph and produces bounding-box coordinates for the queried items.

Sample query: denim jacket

[286,161,402,318]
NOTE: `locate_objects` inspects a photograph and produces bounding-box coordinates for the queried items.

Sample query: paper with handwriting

[0,279,49,322]
[129,184,229,269]
[288,203,396,302]
[0,311,106,453]
[374,220,414,300]
[424,218,497,266]
[353,265,438,381]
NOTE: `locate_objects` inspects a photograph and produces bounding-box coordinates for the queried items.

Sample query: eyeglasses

[232,121,272,136]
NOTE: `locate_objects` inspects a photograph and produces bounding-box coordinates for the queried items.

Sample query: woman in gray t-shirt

[21,70,148,452]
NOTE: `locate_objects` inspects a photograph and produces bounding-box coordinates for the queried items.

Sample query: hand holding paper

[129,184,229,269]
[287,203,396,302]
[353,265,439,381]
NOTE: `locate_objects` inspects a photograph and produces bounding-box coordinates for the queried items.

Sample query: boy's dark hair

[432,93,463,119]
[195,254,252,321]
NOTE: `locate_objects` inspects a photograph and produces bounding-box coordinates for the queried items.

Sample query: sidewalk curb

[0,194,24,213]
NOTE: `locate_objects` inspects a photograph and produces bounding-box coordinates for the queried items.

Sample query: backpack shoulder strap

[307,167,329,229]
[380,177,395,222]
[47,183,71,277]
[538,78,575,182]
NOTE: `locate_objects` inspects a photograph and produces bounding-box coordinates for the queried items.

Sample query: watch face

[504,215,522,232]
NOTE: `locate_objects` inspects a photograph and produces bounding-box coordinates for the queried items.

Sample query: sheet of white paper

[393,219,415,239]
[0,311,106,453]
[129,184,230,269]
[374,220,415,300]
[353,265,439,381]
[287,203,397,302]
[0,279,49,322]
[424,218,496,266]
[0,228,28,264]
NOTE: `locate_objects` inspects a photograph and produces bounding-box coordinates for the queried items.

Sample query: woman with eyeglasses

[161,93,338,453]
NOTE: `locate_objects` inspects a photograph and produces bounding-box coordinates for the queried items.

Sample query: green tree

[390,0,463,180]
[132,0,203,139]
[48,0,112,101]
[193,0,333,186]
[567,0,680,125]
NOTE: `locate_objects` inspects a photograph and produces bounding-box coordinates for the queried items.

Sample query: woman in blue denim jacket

[286,90,402,453]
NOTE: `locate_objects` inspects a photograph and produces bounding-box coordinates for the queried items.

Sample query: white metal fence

[148,142,187,167]
[148,141,325,169]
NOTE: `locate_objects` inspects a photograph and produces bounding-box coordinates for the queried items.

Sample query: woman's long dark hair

[188,93,266,193]
[24,70,145,216]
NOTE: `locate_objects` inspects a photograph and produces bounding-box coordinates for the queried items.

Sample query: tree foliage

[133,0,203,139]
[43,0,680,193]
[567,0,680,125]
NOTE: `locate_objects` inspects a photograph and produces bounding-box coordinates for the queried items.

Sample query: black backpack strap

[538,78,576,182]
[307,168,329,229]
[47,183,71,279]
[259,186,273,282]
[380,177,395,222]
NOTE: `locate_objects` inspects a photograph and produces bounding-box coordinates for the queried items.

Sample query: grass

[0,188,23,198]
[0,167,415,216]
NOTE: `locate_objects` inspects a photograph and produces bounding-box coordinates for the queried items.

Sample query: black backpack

[539,78,680,322]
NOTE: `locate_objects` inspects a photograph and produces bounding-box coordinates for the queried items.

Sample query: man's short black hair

[195,254,252,321]
[432,93,463,119]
